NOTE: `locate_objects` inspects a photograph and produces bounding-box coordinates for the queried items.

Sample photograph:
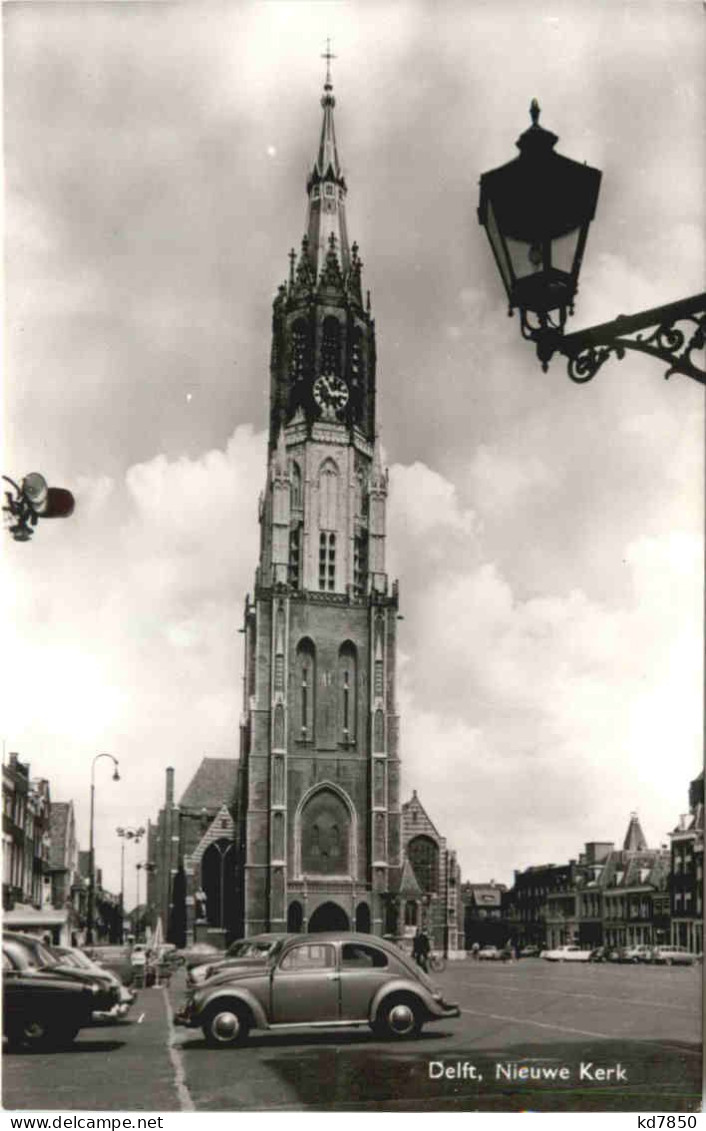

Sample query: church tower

[234,60,402,937]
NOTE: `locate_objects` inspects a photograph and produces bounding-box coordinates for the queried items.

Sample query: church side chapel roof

[396,856,423,898]
[402,789,442,843]
[179,757,238,812]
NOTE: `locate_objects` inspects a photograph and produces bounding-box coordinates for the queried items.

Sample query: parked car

[51,946,136,1019]
[188,933,291,986]
[477,945,503,961]
[179,942,222,971]
[519,945,541,958]
[175,932,460,1047]
[651,946,696,966]
[542,945,592,962]
[4,934,120,1005]
[3,948,102,1050]
[622,944,654,964]
[588,946,608,962]
[83,945,135,987]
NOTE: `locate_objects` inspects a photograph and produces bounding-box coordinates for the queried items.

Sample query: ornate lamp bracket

[546,293,706,386]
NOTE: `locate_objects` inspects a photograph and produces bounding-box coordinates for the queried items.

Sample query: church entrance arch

[308,901,350,932]
[287,900,303,932]
[355,902,371,932]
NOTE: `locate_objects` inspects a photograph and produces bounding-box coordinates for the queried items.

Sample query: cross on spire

[321,38,336,89]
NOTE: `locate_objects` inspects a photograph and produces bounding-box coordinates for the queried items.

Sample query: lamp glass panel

[486,201,514,293]
[506,237,545,283]
[550,227,581,276]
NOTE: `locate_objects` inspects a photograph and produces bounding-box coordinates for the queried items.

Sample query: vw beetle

[175,932,460,1047]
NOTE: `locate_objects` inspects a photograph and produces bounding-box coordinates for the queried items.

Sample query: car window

[279,944,334,971]
[341,943,388,969]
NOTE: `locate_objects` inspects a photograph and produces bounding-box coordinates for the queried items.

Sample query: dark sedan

[175,932,460,1047]
[187,933,291,986]
[3,945,113,1049]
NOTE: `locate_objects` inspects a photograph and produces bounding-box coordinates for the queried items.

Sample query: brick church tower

[233,61,402,938]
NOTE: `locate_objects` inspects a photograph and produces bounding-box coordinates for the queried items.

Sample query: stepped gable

[179,757,238,812]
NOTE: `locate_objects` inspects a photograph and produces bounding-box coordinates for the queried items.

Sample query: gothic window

[324,183,335,198]
[295,638,315,740]
[404,900,418,927]
[290,462,302,510]
[320,316,342,377]
[354,531,368,597]
[300,788,351,876]
[319,532,336,591]
[290,319,309,383]
[373,760,385,807]
[408,835,439,894]
[338,642,357,742]
[272,812,285,860]
[318,458,339,530]
[289,524,302,589]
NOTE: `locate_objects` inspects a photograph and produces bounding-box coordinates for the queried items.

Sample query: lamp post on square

[87,754,120,945]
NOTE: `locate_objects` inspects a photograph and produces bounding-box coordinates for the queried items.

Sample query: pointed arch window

[289,523,302,589]
[290,319,310,384]
[290,462,303,510]
[354,531,368,597]
[338,642,357,743]
[295,638,316,741]
[350,327,365,387]
[320,316,342,377]
[318,458,339,530]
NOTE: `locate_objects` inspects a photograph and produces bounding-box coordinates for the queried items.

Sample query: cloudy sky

[3,1,703,904]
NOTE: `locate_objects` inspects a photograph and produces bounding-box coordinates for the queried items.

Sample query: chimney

[679,814,688,831]
[9,752,18,769]
[166,767,175,807]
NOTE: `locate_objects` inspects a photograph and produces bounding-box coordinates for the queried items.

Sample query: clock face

[313,373,349,414]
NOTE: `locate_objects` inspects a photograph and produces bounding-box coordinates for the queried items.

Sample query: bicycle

[428,951,446,973]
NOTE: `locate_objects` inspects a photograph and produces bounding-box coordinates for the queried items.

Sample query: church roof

[179,758,238,812]
[397,856,423,898]
[402,790,442,841]
[622,812,648,852]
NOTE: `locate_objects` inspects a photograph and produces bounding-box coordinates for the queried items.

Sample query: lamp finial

[530,99,541,126]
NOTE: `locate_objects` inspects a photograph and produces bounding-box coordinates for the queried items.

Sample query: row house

[669,771,703,955]
[462,881,508,948]
[2,753,52,914]
[505,815,669,950]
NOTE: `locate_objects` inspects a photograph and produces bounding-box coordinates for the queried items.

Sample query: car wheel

[12,1015,78,1051]
[373,994,424,1041]
[201,1002,250,1048]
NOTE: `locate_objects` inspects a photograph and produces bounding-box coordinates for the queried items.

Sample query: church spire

[305,44,351,278]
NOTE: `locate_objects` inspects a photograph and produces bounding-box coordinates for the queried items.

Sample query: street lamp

[116,826,145,943]
[478,101,706,385]
[2,473,75,542]
[87,753,120,944]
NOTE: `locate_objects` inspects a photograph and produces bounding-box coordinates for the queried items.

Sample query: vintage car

[188,933,291,986]
[651,945,697,966]
[4,934,120,1005]
[3,943,116,1049]
[51,946,136,1018]
[477,945,503,961]
[175,932,460,1047]
[542,945,592,962]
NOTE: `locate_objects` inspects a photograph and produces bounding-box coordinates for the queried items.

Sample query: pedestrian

[413,926,430,972]
[471,941,480,961]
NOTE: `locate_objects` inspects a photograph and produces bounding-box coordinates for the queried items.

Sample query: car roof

[280,932,403,950]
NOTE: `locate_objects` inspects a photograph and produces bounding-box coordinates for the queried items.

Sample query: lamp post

[478,101,705,385]
[87,753,120,945]
[116,826,145,943]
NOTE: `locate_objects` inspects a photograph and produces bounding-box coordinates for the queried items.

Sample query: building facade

[148,760,239,947]
[2,753,52,917]
[505,815,670,950]
[669,771,704,954]
[233,66,402,938]
[399,792,462,953]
